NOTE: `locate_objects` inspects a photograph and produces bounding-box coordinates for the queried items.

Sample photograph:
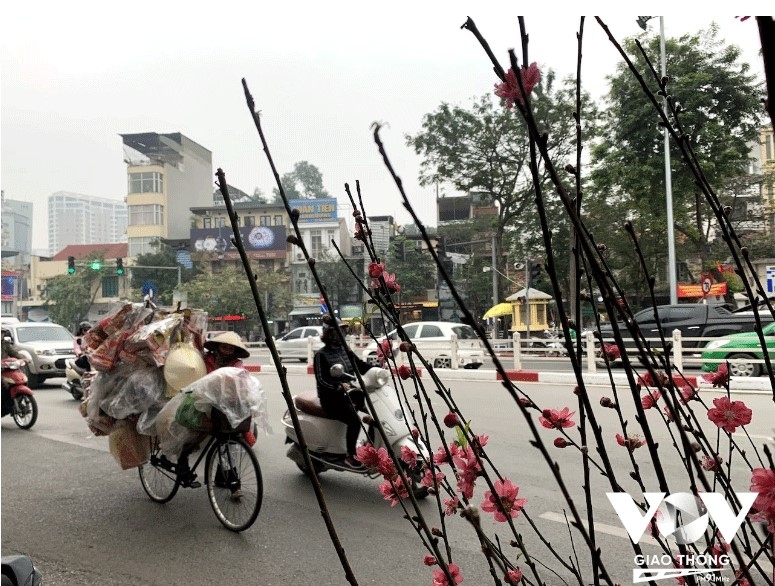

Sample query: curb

[250,363,772,392]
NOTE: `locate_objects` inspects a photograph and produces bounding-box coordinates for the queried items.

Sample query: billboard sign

[191,225,287,258]
[288,198,338,223]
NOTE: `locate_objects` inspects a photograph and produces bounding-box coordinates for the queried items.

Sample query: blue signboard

[288,198,338,223]
[1,275,16,301]
[767,266,775,294]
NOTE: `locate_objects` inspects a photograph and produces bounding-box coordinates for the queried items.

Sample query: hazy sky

[1,4,768,252]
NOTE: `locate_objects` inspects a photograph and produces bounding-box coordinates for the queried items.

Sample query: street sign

[767,266,775,294]
[701,277,712,295]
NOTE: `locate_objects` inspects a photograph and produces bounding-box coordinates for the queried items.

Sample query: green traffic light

[67,267,76,275]
[90,260,102,270]
[116,268,124,275]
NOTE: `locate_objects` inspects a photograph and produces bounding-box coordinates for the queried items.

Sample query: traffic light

[89,259,102,271]
[529,260,542,287]
[116,258,124,275]
[67,256,76,275]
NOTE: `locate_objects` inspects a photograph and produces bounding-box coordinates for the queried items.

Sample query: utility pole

[524,259,530,342]
[491,235,497,307]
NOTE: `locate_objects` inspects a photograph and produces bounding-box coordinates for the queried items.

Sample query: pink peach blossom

[707,396,752,433]
[481,478,528,522]
[494,63,541,108]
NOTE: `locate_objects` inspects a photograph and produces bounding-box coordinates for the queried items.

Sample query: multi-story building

[1,191,34,317]
[1,191,33,262]
[47,191,127,257]
[755,124,775,235]
[121,132,212,257]
[16,243,130,324]
[189,200,289,274]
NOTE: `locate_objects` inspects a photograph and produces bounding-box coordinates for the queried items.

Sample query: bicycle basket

[210,408,252,433]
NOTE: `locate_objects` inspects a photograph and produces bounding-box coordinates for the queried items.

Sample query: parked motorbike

[62,357,87,400]
[537,329,567,357]
[1,358,38,429]
[282,364,429,498]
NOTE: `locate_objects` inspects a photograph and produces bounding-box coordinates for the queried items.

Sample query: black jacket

[314,344,372,402]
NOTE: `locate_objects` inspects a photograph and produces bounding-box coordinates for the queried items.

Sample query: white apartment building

[47,191,127,257]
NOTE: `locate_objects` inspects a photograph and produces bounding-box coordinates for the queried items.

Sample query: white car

[274,326,324,362]
[1,321,76,387]
[361,321,484,369]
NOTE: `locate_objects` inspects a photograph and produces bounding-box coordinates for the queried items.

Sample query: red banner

[676,282,728,298]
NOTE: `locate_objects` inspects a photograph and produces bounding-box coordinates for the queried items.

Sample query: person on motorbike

[1,329,22,361]
[2,329,24,414]
[73,321,92,358]
[203,332,250,373]
[313,316,372,470]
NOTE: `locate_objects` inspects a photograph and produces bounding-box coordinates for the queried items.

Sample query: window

[214,217,225,228]
[274,215,283,226]
[420,325,443,338]
[129,204,164,226]
[389,325,418,340]
[128,237,159,256]
[285,329,302,340]
[203,218,212,229]
[102,276,119,297]
[310,230,322,256]
[452,326,477,340]
[244,216,255,227]
[260,215,271,226]
[128,172,163,194]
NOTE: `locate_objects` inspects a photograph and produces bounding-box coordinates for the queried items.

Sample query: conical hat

[203,331,250,359]
[164,343,207,396]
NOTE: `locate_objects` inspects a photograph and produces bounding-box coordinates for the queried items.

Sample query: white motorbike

[282,364,429,498]
[62,358,86,401]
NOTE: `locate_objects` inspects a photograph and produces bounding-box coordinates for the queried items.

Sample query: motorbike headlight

[704,339,730,350]
[375,368,390,387]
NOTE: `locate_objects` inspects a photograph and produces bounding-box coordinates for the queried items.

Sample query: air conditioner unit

[296,253,304,261]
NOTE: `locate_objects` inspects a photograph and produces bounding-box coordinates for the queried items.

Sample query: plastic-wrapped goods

[155,393,208,458]
[108,419,151,470]
[88,304,155,371]
[174,392,212,430]
[80,396,118,436]
[121,313,184,367]
[82,381,120,436]
[97,363,167,420]
[163,342,207,398]
[185,367,271,435]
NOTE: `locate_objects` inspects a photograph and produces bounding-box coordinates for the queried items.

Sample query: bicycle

[138,409,263,532]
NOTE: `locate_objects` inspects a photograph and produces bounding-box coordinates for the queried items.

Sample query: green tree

[45,269,99,331]
[314,249,362,309]
[272,161,331,201]
[407,74,596,302]
[179,266,291,335]
[385,235,438,301]
[130,243,198,305]
[588,25,763,298]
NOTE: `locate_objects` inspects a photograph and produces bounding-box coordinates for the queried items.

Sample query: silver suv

[1,322,75,387]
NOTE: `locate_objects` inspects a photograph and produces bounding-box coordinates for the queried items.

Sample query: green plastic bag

[174,393,205,429]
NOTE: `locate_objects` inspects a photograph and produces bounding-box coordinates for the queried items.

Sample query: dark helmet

[321,316,348,343]
[77,321,92,335]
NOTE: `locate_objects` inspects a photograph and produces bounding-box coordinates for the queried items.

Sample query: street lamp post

[638,16,677,303]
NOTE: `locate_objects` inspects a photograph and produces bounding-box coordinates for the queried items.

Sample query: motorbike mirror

[330,364,345,377]
[2,336,11,343]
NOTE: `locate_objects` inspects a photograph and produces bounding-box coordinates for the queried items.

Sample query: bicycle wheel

[138,437,180,503]
[205,437,263,532]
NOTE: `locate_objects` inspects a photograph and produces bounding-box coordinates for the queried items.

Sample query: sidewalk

[245,363,773,393]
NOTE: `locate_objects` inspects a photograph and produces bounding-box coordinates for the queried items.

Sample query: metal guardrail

[489,331,773,375]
